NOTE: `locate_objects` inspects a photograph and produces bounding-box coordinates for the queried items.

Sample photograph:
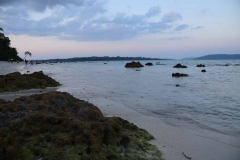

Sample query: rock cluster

[173,63,188,68]
[196,64,205,67]
[201,69,206,72]
[0,71,60,92]
[172,73,188,77]
[0,91,163,160]
[125,61,144,68]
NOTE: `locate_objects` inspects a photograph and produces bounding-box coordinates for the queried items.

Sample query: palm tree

[24,51,32,59]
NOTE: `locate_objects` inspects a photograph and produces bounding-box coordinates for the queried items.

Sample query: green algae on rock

[0,71,60,92]
[0,91,163,160]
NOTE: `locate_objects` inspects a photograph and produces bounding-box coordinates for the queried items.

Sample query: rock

[176,84,180,87]
[0,91,163,160]
[173,63,187,68]
[196,64,205,67]
[201,69,206,72]
[225,64,229,66]
[145,62,153,66]
[172,73,188,77]
[0,71,60,92]
[125,61,144,68]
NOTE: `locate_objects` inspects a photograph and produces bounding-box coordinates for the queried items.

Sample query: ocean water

[20,60,240,138]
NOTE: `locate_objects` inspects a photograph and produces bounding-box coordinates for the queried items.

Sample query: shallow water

[21,60,240,138]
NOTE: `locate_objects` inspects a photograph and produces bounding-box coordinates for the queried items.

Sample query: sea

[18,60,240,138]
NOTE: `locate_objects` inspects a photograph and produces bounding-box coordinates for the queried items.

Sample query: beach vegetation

[24,51,32,59]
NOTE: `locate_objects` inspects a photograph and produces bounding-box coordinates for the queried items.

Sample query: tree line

[0,28,23,61]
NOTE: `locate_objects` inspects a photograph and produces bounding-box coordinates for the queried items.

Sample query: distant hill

[37,56,170,62]
[194,54,240,60]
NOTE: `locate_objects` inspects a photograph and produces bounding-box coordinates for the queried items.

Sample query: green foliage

[0,28,22,61]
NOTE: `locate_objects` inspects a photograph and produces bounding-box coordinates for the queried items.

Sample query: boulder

[196,64,205,67]
[176,84,180,87]
[201,69,206,72]
[173,63,187,68]
[172,73,188,77]
[145,62,153,66]
[125,61,144,68]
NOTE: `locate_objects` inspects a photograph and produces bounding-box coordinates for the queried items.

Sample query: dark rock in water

[145,62,153,66]
[176,84,180,87]
[0,91,163,160]
[234,64,240,66]
[201,69,206,72]
[173,63,187,68]
[225,64,229,66]
[196,64,205,67]
[0,71,60,92]
[172,73,188,77]
[125,61,144,68]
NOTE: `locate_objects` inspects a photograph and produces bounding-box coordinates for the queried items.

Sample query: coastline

[1,62,240,160]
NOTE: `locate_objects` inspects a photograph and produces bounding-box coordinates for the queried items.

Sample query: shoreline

[1,62,240,160]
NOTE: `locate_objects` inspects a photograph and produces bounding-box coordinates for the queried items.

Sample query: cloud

[0,1,188,41]
[192,26,204,29]
[174,24,189,31]
[201,9,209,13]
[145,6,161,18]
[0,0,88,12]
[162,11,182,23]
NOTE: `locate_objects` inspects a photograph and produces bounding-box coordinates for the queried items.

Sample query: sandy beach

[1,61,240,160]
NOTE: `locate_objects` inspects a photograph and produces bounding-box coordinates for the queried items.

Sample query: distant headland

[192,54,240,60]
[37,56,170,62]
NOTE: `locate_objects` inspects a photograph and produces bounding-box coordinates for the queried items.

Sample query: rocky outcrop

[125,61,144,68]
[173,63,187,68]
[196,64,205,67]
[145,62,153,66]
[201,69,206,72]
[172,73,188,77]
[0,71,60,92]
[0,91,163,160]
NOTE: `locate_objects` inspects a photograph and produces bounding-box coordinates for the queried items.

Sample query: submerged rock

[173,63,187,68]
[0,91,163,160]
[0,71,60,92]
[125,61,144,68]
[172,73,188,77]
[145,62,153,66]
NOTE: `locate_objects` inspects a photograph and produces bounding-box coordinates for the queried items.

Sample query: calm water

[20,60,240,137]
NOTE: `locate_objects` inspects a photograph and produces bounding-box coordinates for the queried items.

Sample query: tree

[24,51,32,59]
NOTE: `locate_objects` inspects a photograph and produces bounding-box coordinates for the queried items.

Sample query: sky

[0,0,240,59]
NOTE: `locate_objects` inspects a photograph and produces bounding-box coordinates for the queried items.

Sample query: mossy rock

[0,71,60,92]
[0,91,163,160]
